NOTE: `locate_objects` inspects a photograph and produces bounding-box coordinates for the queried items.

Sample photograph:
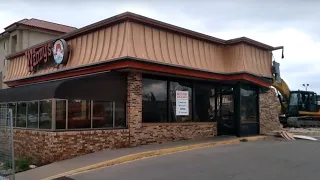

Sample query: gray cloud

[2,0,320,36]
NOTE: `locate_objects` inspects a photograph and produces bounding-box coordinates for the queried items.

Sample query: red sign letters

[25,43,53,72]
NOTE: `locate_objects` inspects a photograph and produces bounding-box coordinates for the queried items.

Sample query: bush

[4,159,12,170]
[15,157,32,171]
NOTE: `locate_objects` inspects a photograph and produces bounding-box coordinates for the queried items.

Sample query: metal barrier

[0,106,15,180]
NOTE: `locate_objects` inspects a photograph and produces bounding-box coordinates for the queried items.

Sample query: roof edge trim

[6,12,281,60]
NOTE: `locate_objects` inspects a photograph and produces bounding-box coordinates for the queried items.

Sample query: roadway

[71,139,320,180]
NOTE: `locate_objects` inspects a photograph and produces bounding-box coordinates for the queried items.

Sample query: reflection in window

[240,86,257,124]
[92,101,113,128]
[142,78,167,122]
[170,81,192,122]
[56,100,66,129]
[8,103,16,127]
[289,93,299,106]
[39,100,52,129]
[27,101,39,128]
[115,102,126,127]
[16,102,27,127]
[68,100,91,129]
[194,85,216,122]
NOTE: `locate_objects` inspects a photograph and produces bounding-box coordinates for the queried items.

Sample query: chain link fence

[0,105,15,180]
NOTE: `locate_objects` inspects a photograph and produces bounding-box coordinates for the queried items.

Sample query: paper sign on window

[176,91,189,116]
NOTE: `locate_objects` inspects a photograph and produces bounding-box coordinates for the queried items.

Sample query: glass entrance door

[217,87,236,135]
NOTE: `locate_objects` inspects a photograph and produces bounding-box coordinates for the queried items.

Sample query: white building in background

[0,18,77,88]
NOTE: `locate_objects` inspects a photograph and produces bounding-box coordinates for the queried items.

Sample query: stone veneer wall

[259,88,283,134]
[141,123,217,145]
[14,129,129,164]
[13,72,218,164]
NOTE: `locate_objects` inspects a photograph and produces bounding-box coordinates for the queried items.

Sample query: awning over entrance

[0,71,127,102]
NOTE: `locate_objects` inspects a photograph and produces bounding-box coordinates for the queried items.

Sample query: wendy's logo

[53,39,69,65]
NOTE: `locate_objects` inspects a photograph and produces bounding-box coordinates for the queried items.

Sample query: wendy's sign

[26,43,53,72]
[25,39,69,72]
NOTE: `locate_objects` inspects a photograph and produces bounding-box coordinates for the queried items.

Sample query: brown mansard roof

[6,12,280,60]
[4,18,77,33]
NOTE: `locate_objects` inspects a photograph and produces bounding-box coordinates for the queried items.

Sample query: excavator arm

[272,78,291,114]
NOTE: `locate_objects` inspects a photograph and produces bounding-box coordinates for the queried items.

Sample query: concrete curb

[42,136,266,180]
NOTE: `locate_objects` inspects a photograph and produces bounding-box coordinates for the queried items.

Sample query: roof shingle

[6,18,77,33]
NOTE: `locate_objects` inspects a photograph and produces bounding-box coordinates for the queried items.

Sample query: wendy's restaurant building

[0,12,282,164]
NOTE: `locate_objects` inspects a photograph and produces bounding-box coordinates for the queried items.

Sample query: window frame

[54,99,127,131]
[9,99,54,130]
[142,74,220,123]
[6,98,126,131]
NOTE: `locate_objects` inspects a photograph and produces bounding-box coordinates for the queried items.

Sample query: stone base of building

[14,129,130,164]
[141,122,217,145]
[14,122,217,164]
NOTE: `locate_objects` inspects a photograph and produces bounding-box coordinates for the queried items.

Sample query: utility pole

[303,84,309,91]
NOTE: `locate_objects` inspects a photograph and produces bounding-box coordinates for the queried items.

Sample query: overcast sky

[1,0,319,93]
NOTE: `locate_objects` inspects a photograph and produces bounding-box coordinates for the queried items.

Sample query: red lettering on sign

[25,43,53,72]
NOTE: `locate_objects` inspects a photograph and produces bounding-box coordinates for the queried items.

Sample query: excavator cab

[287,91,319,116]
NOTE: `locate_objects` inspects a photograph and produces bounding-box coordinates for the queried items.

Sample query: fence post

[9,109,14,180]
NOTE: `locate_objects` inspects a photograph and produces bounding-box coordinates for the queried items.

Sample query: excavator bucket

[272,61,281,83]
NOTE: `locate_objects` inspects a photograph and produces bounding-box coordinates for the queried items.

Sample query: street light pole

[303,84,309,91]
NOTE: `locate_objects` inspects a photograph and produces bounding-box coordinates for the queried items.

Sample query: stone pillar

[259,88,283,134]
[127,72,143,146]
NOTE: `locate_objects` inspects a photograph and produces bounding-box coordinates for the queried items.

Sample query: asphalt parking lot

[72,139,320,180]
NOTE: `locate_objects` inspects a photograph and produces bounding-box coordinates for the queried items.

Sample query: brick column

[127,72,143,146]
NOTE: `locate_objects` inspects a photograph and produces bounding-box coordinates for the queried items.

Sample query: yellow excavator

[272,61,320,127]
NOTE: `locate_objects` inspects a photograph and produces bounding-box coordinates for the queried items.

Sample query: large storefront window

[56,100,67,129]
[27,101,39,128]
[68,100,91,129]
[91,101,126,128]
[170,81,192,122]
[92,101,113,128]
[39,100,52,129]
[142,78,167,122]
[194,84,216,122]
[239,85,259,136]
[240,86,258,124]
[142,77,220,123]
[115,102,126,127]
[7,99,126,130]
[16,102,27,127]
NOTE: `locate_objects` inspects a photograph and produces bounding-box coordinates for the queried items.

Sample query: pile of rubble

[286,127,320,136]
[267,130,318,141]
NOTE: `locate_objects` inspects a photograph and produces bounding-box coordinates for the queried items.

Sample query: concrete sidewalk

[15,136,264,180]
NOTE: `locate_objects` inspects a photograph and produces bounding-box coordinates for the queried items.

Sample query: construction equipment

[272,61,320,127]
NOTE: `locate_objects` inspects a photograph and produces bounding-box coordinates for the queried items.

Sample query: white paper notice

[176,90,189,116]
